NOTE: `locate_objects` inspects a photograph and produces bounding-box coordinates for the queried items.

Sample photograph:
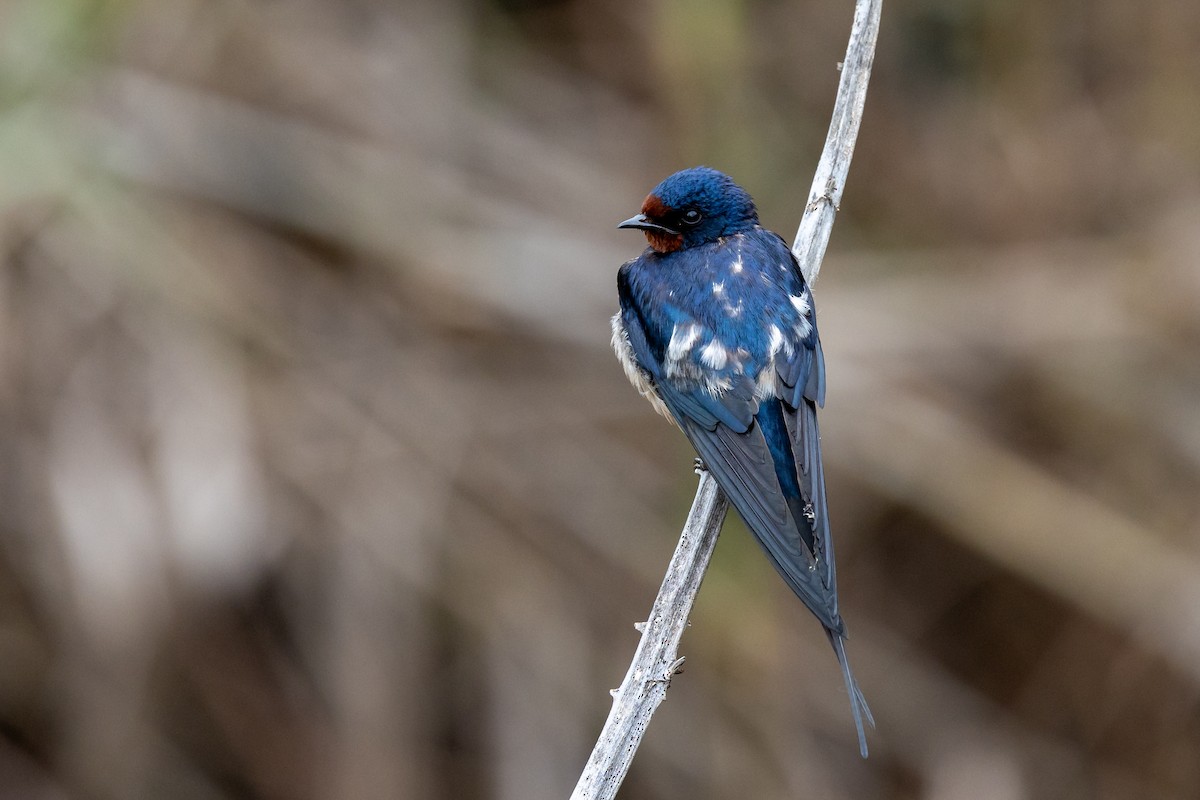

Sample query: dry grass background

[2,1,1200,798]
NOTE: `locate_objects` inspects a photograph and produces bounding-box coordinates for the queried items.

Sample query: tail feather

[827,629,873,758]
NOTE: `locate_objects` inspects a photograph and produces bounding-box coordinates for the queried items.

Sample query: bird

[611,166,873,757]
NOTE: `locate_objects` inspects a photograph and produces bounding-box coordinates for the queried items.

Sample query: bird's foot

[692,457,707,475]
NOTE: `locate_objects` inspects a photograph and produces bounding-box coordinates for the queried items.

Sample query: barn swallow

[612,166,873,756]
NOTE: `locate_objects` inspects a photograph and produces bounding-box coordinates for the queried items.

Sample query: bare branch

[793,0,883,286]
[569,471,726,799]
[572,2,881,797]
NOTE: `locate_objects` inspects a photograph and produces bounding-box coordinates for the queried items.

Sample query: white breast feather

[611,312,673,422]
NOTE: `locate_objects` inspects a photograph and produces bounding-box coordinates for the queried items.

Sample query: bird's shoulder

[622,228,802,302]
[623,230,815,354]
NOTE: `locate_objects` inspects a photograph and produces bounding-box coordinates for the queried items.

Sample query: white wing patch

[760,325,796,399]
[665,321,711,385]
[699,339,730,370]
[755,365,777,400]
[791,292,814,338]
[667,322,702,363]
[767,324,786,358]
[664,324,748,397]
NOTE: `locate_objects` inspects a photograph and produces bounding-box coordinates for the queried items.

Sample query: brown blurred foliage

[2,0,1200,798]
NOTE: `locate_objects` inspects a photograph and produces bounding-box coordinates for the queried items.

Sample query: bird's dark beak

[618,214,679,236]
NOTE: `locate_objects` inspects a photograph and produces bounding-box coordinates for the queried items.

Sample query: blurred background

[2,0,1199,798]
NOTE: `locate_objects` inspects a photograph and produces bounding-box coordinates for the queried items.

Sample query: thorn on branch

[649,657,687,688]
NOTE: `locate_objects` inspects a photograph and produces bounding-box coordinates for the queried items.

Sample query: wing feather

[783,398,836,601]
[678,417,840,631]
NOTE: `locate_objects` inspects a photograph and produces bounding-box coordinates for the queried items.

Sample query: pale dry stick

[570,2,882,797]
[570,470,726,799]
[793,0,883,286]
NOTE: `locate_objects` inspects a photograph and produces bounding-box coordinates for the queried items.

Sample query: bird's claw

[693,457,707,475]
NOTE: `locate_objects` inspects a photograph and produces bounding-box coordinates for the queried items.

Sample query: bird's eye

[681,209,702,226]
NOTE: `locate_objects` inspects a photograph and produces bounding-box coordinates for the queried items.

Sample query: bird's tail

[827,628,874,758]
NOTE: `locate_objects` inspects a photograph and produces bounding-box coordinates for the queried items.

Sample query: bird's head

[618,167,759,253]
